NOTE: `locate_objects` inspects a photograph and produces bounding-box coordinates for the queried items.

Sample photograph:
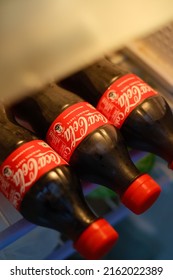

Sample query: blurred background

[1,0,173,260]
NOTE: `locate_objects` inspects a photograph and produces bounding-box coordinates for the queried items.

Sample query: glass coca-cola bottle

[59,57,173,169]
[10,84,161,215]
[0,103,119,260]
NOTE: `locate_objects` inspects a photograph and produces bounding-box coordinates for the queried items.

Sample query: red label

[0,140,67,209]
[46,102,109,161]
[97,73,158,128]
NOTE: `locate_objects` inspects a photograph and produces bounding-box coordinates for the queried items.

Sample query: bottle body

[10,85,161,214]
[10,84,140,195]
[59,58,173,166]
[0,136,96,240]
[121,95,173,166]
[0,106,118,259]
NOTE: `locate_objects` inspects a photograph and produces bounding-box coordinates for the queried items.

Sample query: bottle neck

[84,58,126,95]
[11,84,83,139]
[121,95,173,164]
[0,115,36,163]
[59,58,127,107]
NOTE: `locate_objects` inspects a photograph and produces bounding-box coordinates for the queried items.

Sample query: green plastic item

[135,152,156,173]
[87,185,116,199]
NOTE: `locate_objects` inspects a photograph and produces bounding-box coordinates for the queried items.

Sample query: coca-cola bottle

[0,103,119,260]
[59,57,173,169]
[10,84,161,215]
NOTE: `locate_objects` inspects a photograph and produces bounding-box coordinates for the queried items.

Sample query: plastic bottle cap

[121,174,161,215]
[73,218,119,260]
[168,161,173,170]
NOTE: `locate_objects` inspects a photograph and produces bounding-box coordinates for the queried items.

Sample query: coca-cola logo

[53,111,108,154]
[107,83,153,113]
[0,140,64,209]
[2,150,60,195]
[97,74,158,129]
[106,82,154,126]
[46,102,111,161]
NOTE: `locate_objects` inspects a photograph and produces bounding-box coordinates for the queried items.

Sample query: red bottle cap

[168,161,173,170]
[121,174,161,215]
[73,218,119,260]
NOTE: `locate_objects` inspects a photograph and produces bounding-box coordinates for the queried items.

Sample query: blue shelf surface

[0,219,36,251]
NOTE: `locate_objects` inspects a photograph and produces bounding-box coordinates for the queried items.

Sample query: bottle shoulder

[126,94,172,122]
[0,122,36,163]
[84,59,126,92]
[75,123,124,153]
